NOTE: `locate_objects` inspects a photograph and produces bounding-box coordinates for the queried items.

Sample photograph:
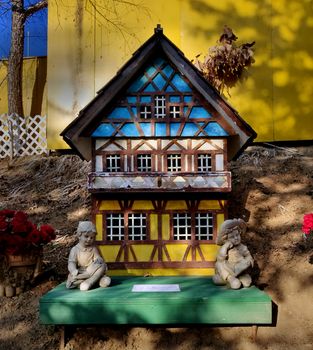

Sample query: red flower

[302,213,313,235]
[0,217,8,232]
[0,209,15,218]
[0,209,56,254]
[40,224,56,240]
[27,227,42,245]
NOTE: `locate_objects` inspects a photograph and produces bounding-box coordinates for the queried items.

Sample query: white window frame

[140,105,152,119]
[106,154,121,172]
[154,95,166,118]
[167,154,181,172]
[128,213,147,240]
[197,154,212,172]
[169,105,180,118]
[137,154,152,172]
[106,214,124,241]
[173,213,191,240]
[195,213,213,240]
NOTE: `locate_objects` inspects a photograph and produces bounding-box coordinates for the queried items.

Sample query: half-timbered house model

[61,25,256,277]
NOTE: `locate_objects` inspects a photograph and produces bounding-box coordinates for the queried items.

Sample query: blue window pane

[127,96,137,103]
[131,107,137,117]
[169,96,180,103]
[184,96,193,103]
[163,65,174,77]
[139,123,152,136]
[108,107,131,119]
[171,74,192,92]
[183,107,189,117]
[92,123,116,137]
[170,123,181,136]
[120,123,140,137]
[127,74,148,92]
[189,107,212,119]
[140,96,152,103]
[153,57,165,67]
[155,123,167,136]
[144,84,156,92]
[181,123,200,136]
[153,73,167,90]
[165,85,175,92]
[146,65,157,77]
[204,122,228,136]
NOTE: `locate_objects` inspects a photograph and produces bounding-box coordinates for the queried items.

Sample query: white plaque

[132,284,180,292]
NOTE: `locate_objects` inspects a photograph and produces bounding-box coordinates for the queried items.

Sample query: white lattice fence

[0,114,47,158]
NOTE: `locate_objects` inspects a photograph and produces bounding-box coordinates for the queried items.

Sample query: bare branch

[24,0,47,18]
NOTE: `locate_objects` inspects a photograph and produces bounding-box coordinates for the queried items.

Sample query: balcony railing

[88,171,231,192]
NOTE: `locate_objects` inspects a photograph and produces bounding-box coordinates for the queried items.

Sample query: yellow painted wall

[0,57,47,116]
[48,0,313,149]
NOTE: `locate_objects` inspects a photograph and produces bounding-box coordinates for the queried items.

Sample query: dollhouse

[61,25,256,276]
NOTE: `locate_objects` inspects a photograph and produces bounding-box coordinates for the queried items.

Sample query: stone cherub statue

[66,221,111,291]
[212,218,254,289]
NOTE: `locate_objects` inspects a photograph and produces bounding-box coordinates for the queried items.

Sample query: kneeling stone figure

[213,218,254,289]
[66,221,111,291]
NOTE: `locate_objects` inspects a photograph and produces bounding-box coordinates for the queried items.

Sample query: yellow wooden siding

[95,214,103,241]
[132,245,154,262]
[199,244,219,261]
[198,200,222,210]
[217,213,225,232]
[47,0,313,149]
[99,245,121,262]
[99,200,121,210]
[131,200,154,210]
[149,214,158,240]
[161,214,170,240]
[0,57,47,116]
[165,244,189,261]
[165,200,188,210]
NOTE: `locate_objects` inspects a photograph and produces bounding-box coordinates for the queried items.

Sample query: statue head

[216,218,246,246]
[77,221,97,247]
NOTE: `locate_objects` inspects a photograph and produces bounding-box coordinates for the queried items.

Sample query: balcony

[88,172,231,192]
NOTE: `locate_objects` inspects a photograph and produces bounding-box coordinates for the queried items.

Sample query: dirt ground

[0,144,312,350]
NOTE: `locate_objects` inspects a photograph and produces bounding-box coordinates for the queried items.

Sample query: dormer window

[140,105,152,119]
[169,105,180,118]
[197,154,212,172]
[137,154,152,172]
[106,155,121,172]
[167,154,181,172]
[154,95,166,118]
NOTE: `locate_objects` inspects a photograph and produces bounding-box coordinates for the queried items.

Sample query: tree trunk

[8,0,26,116]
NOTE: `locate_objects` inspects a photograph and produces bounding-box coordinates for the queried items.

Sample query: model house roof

[61,25,256,161]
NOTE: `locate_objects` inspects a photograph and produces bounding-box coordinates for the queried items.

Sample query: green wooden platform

[40,277,272,325]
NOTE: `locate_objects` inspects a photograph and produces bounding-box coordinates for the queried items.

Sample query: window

[106,214,124,240]
[167,154,181,172]
[106,155,121,172]
[195,213,213,240]
[173,213,191,240]
[137,154,152,172]
[197,154,212,172]
[128,213,146,240]
[140,105,152,119]
[154,95,166,118]
[169,105,180,118]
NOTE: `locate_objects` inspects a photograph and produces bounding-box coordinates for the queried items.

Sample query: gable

[91,55,230,139]
[61,27,256,161]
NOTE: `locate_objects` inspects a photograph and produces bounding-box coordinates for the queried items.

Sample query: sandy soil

[0,145,312,350]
